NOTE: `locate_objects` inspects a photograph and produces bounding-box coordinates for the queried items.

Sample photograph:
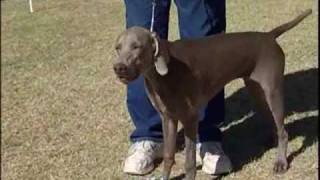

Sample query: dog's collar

[153,36,159,57]
[152,38,169,76]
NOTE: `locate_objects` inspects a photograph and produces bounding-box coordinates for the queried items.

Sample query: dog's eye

[131,44,141,50]
[115,44,121,51]
[115,45,121,56]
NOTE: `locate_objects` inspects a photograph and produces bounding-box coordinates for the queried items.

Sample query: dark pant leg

[174,0,226,142]
[124,0,171,142]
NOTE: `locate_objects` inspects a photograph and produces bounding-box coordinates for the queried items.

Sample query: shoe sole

[202,166,232,175]
[123,162,155,176]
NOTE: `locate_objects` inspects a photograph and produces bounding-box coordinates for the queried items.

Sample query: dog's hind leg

[244,75,288,173]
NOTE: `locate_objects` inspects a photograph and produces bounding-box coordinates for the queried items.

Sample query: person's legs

[174,0,225,144]
[125,0,171,142]
[195,0,227,139]
[123,0,171,174]
[174,0,232,174]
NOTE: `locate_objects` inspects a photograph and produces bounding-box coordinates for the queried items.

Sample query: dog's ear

[151,32,168,76]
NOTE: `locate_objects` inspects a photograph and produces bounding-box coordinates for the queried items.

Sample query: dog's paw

[273,159,288,174]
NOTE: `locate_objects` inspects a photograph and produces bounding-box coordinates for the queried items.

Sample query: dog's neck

[143,45,195,92]
[157,39,171,64]
[144,39,170,77]
[144,65,161,82]
[143,58,167,85]
[143,39,195,83]
[143,42,170,90]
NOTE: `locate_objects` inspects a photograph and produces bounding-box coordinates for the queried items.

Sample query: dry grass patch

[1,0,318,179]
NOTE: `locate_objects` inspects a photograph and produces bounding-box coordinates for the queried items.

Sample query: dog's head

[113,27,168,84]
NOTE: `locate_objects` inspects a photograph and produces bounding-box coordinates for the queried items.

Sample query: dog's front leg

[161,114,178,180]
[183,114,198,180]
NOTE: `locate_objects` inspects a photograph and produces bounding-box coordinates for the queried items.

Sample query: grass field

[1,0,318,179]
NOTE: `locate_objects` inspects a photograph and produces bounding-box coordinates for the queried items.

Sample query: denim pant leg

[174,0,226,142]
[124,0,171,142]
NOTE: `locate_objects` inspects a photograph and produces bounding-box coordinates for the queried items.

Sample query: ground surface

[1,0,318,179]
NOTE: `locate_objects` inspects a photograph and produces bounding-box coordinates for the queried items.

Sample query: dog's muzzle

[113,63,139,84]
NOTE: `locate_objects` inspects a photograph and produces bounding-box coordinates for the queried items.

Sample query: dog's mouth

[113,61,142,84]
[115,69,140,84]
[117,74,139,84]
[118,77,130,84]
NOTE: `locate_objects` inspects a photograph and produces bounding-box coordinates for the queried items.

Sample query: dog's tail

[269,9,312,38]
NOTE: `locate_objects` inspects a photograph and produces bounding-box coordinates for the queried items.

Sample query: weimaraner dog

[113,9,312,180]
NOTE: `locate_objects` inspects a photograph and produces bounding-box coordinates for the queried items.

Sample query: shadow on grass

[171,68,318,179]
[222,68,318,173]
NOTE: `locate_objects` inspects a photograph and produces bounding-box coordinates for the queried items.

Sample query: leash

[150,0,168,76]
[150,0,156,32]
[150,0,159,57]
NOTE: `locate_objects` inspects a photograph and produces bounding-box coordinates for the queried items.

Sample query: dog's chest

[144,67,200,117]
[148,87,198,119]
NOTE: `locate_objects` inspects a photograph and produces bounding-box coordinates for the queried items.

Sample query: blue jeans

[124,0,226,142]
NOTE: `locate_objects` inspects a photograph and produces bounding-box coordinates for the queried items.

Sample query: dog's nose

[113,63,128,74]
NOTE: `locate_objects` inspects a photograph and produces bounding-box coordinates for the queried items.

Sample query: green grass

[1,0,318,179]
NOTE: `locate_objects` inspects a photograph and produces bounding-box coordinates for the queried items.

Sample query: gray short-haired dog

[113,9,312,180]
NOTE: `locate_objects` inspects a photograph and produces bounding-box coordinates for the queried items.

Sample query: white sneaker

[123,140,163,175]
[199,142,232,175]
